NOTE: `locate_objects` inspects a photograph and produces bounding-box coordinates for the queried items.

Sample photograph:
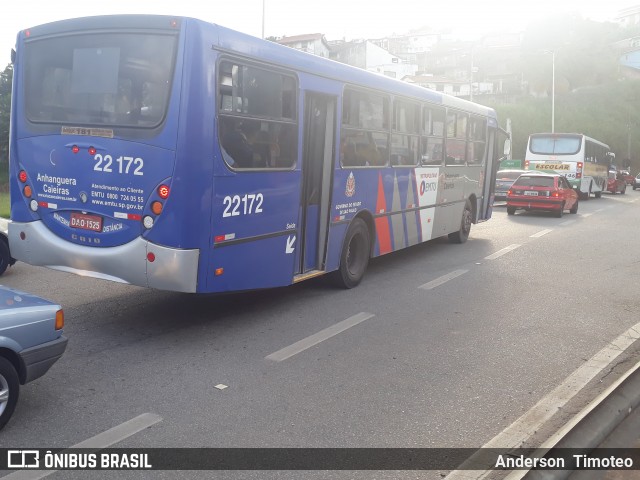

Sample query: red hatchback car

[506,173,579,217]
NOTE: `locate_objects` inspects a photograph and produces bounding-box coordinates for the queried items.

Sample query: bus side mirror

[10,49,16,64]
[503,138,511,156]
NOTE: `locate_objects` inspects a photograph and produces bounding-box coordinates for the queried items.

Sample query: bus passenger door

[297,93,336,277]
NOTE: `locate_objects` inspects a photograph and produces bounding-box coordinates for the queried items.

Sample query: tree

[521,14,620,95]
[0,63,12,163]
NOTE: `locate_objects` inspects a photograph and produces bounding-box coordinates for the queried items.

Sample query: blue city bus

[9,15,509,293]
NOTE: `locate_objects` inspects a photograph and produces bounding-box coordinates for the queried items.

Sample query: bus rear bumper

[8,221,199,293]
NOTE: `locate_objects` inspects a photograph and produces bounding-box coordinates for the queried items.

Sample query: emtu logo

[7,450,40,468]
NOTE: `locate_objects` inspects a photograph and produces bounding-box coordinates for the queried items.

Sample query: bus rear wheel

[449,200,472,244]
[334,218,371,289]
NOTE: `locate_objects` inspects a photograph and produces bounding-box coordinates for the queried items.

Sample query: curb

[505,359,640,480]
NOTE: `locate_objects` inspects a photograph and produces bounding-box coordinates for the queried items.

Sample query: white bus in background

[524,133,614,199]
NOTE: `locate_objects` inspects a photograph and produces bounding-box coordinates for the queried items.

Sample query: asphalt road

[1,191,639,479]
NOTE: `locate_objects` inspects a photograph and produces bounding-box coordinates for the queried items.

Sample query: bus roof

[19,14,498,124]
[528,133,610,149]
[211,21,496,120]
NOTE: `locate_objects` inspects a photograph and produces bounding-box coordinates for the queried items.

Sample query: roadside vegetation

[0,166,9,218]
[482,80,640,171]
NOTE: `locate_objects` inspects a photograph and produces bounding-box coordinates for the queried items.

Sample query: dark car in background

[0,286,67,430]
[621,170,634,185]
[606,170,627,194]
[506,173,579,218]
[494,169,527,200]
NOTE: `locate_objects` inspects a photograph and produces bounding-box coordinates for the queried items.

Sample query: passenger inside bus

[221,119,284,168]
[221,119,255,167]
[341,131,384,166]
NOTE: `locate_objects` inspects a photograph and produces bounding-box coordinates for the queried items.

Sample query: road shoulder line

[445,321,640,479]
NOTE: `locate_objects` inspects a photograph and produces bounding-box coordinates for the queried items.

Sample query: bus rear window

[24,33,177,128]
[529,136,581,155]
[513,175,555,187]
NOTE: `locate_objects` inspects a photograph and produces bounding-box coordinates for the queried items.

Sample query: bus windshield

[529,135,581,155]
[24,33,177,128]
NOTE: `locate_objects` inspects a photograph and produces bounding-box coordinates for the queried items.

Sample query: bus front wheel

[449,200,472,244]
[335,218,371,289]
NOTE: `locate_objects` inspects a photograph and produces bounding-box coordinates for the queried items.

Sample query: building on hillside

[475,33,524,96]
[330,40,418,79]
[369,27,446,71]
[612,35,640,79]
[615,6,640,28]
[402,74,493,98]
[276,33,332,58]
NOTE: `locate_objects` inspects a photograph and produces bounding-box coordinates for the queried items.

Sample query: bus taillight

[19,170,27,183]
[23,185,32,198]
[524,160,529,169]
[72,145,80,154]
[158,185,170,199]
[577,162,583,179]
[151,201,163,215]
[88,146,97,155]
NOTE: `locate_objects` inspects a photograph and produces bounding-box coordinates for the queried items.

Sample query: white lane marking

[265,312,374,362]
[484,244,521,260]
[446,321,640,479]
[559,220,575,226]
[594,208,605,213]
[581,212,593,217]
[0,413,162,480]
[530,229,552,238]
[419,269,468,290]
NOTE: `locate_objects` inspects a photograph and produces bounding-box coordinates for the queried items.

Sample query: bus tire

[449,200,472,244]
[0,356,20,431]
[595,190,602,198]
[334,218,370,289]
[0,241,10,276]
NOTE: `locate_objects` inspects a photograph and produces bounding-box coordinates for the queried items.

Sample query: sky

[1,1,638,65]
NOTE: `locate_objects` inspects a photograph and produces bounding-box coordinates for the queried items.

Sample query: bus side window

[421,105,445,166]
[445,111,467,165]
[341,88,389,168]
[391,99,419,166]
[467,115,486,165]
[218,60,297,170]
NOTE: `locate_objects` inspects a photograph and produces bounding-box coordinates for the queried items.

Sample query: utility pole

[262,0,266,39]
[543,50,555,133]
